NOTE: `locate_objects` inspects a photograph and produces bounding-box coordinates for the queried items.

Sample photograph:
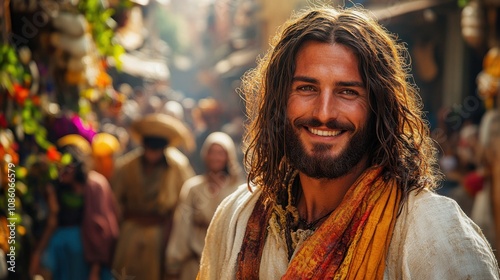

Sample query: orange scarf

[283,167,401,279]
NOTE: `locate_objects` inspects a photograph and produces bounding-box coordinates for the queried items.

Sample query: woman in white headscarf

[166,132,244,280]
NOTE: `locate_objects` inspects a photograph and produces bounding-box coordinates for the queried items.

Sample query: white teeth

[308,128,342,137]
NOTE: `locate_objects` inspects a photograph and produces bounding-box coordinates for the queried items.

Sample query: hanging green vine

[77,0,130,69]
[0,44,26,93]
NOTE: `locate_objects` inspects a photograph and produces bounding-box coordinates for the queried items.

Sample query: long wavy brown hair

[241,7,442,205]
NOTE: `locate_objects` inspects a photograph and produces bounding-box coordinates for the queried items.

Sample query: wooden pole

[1,0,11,44]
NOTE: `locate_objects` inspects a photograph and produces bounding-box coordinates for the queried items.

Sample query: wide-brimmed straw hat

[57,134,92,155]
[130,113,195,152]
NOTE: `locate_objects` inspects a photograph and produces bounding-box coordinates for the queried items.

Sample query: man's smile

[307,127,343,137]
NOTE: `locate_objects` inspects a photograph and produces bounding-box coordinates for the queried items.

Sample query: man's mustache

[293,118,355,131]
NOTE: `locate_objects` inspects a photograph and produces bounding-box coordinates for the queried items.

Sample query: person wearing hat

[29,135,119,280]
[111,113,195,280]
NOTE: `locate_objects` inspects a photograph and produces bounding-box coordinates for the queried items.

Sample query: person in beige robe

[471,109,500,260]
[166,132,244,280]
[111,114,194,280]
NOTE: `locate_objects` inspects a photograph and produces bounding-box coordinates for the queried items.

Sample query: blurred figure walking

[166,132,243,280]
[471,109,500,260]
[29,136,119,280]
[112,114,194,280]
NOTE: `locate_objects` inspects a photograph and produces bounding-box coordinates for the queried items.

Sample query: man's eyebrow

[336,81,365,88]
[292,76,318,84]
[292,76,365,88]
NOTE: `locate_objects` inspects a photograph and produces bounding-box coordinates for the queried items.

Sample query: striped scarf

[237,167,401,279]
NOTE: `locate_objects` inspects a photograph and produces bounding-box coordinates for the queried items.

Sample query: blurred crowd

[1,81,247,280]
[433,105,500,261]
[1,0,499,279]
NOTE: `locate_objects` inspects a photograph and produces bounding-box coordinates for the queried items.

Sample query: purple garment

[71,115,96,143]
[50,115,96,143]
[82,171,119,266]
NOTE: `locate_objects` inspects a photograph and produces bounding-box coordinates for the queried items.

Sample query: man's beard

[285,117,373,179]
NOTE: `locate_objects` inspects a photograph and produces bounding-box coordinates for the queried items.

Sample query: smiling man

[198,7,499,279]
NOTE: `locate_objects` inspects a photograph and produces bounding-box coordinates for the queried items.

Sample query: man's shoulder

[396,189,477,236]
[403,189,461,215]
[183,175,206,189]
[178,175,207,197]
[87,170,109,188]
[387,189,499,278]
[115,147,143,169]
[208,184,260,229]
[85,171,114,198]
[200,184,261,279]
[216,184,260,213]
[165,147,189,162]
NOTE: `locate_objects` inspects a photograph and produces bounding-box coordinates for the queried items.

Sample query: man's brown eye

[298,85,315,91]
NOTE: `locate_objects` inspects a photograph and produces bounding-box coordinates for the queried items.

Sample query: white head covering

[162,100,185,121]
[200,132,243,186]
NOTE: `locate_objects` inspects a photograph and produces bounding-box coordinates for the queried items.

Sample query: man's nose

[312,92,338,123]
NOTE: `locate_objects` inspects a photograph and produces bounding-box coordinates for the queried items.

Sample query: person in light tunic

[112,114,194,280]
[198,6,500,279]
[166,132,244,279]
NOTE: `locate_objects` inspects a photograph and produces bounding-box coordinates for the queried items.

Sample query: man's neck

[297,157,369,223]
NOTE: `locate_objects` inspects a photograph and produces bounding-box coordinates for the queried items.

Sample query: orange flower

[46,146,61,162]
[8,149,19,165]
[100,58,108,69]
[12,84,29,105]
[31,95,41,106]
[96,71,112,88]
[1,148,19,166]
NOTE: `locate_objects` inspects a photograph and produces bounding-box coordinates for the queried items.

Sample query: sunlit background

[0,0,499,279]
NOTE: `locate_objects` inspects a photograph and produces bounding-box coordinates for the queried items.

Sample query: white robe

[199,185,500,279]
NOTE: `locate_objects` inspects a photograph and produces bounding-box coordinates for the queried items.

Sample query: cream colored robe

[199,185,500,279]
[166,132,243,280]
[112,147,194,280]
[166,176,240,280]
[472,109,500,260]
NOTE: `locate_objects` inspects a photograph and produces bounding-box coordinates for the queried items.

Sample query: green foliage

[18,99,52,150]
[0,44,25,92]
[78,0,125,67]
[458,0,470,8]
[60,153,73,166]
[49,164,58,180]
[116,0,134,9]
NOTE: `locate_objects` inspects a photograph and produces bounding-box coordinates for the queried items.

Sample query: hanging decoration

[78,0,126,68]
[461,0,486,49]
[477,47,500,109]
